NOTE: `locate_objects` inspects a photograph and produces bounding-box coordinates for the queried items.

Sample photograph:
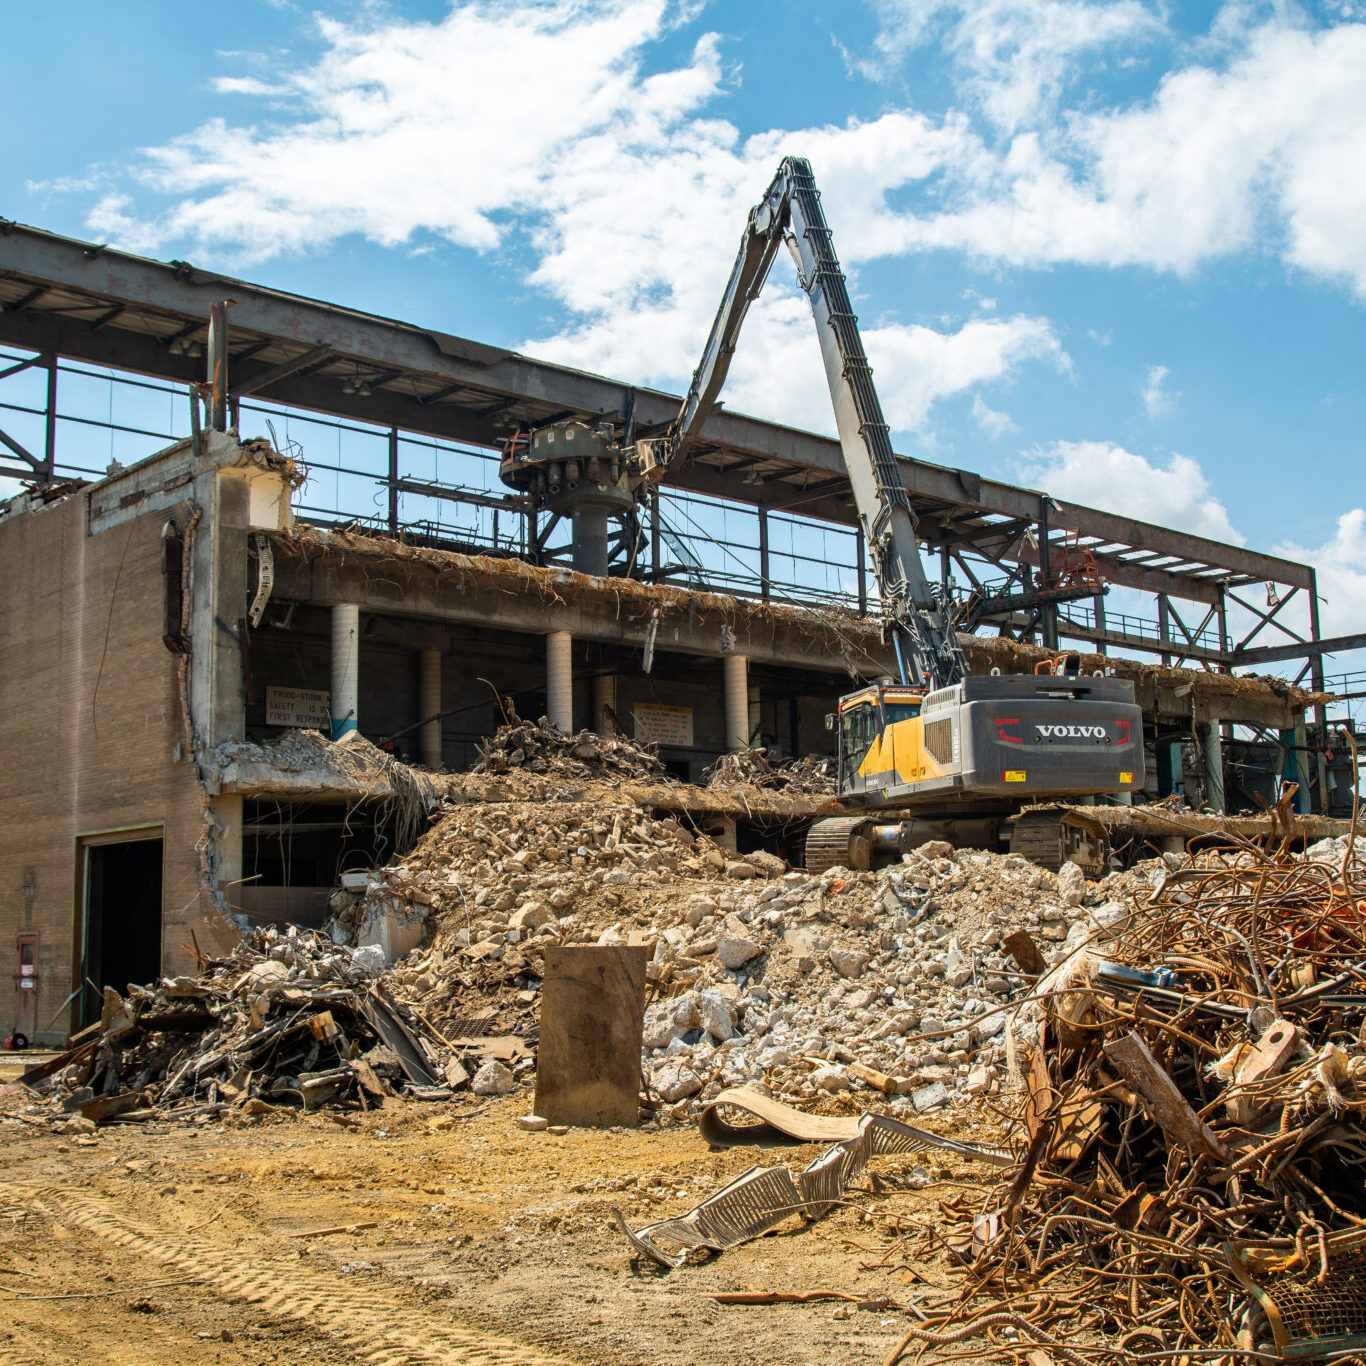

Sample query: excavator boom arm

[662,157,967,691]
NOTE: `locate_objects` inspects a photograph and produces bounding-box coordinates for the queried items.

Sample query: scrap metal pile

[899,822,1366,1364]
[3,927,487,1126]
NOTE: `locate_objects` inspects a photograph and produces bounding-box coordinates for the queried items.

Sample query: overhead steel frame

[0,221,1352,689]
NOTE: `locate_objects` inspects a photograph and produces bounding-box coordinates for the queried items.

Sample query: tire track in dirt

[1,1180,577,1366]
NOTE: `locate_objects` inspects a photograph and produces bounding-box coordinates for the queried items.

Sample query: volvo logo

[1036,724,1107,739]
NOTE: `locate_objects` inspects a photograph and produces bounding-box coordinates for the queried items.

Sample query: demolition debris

[2,926,527,1125]
[889,824,1366,1363]
[472,710,673,783]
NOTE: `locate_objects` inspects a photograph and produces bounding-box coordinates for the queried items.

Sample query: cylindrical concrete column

[571,507,609,577]
[419,649,442,770]
[724,653,749,752]
[1203,717,1225,814]
[592,672,617,738]
[331,603,360,739]
[546,630,573,733]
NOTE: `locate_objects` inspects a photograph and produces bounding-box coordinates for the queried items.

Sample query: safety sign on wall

[265,686,332,729]
[633,703,694,747]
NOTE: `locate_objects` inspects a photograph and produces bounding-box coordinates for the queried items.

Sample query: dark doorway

[79,836,163,1027]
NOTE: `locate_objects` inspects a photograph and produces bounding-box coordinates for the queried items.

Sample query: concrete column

[1156,738,1182,797]
[213,794,244,915]
[547,630,573,733]
[592,673,617,738]
[1282,722,1309,814]
[1203,718,1225,814]
[724,653,749,751]
[331,603,360,739]
[419,649,442,769]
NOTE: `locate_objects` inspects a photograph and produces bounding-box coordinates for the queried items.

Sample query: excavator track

[1009,806,1110,877]
[802,815,875,874]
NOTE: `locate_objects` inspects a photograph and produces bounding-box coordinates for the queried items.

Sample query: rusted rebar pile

[892,816,1366,1363]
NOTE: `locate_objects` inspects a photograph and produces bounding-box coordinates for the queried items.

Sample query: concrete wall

[0,492,221,1044]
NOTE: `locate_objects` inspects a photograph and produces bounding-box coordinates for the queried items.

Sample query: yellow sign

[1119,771,1133,784]
[1003,770,1027,783]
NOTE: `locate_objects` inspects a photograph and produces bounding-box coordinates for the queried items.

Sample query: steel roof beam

[0,221,1315,596]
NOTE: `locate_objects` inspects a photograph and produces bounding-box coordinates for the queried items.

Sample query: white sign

[265,685,332,729]
[633,703,694,747]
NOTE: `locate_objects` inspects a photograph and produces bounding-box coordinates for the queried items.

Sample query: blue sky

[3,0,1365,673]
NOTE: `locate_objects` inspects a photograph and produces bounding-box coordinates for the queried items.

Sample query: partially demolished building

[0,225,1355,1045]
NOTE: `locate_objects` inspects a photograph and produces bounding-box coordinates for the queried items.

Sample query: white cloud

[79,1,1063,430]
[1277,508,1366,642]
[70,4,1366,302]
[875,18,1366,295]
[1016,440,1245,544]
[972,393,1019,436]
[72,0,1366,437]
[859,0,1163,130]
[211,76,289,97]
[1141,362,1177,417]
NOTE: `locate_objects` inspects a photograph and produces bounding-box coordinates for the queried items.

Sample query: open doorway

[77,834,163,1028]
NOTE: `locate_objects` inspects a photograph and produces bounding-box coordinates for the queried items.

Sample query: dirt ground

[0,1094,1007,1366]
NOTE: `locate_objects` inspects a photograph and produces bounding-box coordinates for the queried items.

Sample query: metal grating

[1243,1253,1366,1360]
[924,717,954,765]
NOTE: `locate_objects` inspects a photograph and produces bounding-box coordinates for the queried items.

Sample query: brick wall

[0,490,235,1045]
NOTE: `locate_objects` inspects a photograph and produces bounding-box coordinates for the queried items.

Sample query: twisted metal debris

[884,783,1366,1364]
[614,1086,1010,1269]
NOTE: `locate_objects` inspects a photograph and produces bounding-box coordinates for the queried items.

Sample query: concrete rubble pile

[334,784,1165,1117]
[471,709,671,783]
[342,797,774,1048]
[0,926,513,1128]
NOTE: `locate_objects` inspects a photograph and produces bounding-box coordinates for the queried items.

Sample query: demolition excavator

[506,157,1145,872]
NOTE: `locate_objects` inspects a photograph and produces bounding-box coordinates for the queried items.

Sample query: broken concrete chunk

[236,960,290,994]
[745,850,787,877]
[724,860,758,880]
[643,995,697,1049]
[965,1066,992,1095]
[811,1064,851,1092]
[715,918,763,970]
[349,945,386,977]
[510,901,557,931]
[1057,861,1086,907]
[471,1060,518,1096]
[516,1114,550,1131]
[653,1061,705,1102]
[916,840,955,861]
[694,988,736,1042]
[912,1080,950,1111]
[829,947,870,979]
